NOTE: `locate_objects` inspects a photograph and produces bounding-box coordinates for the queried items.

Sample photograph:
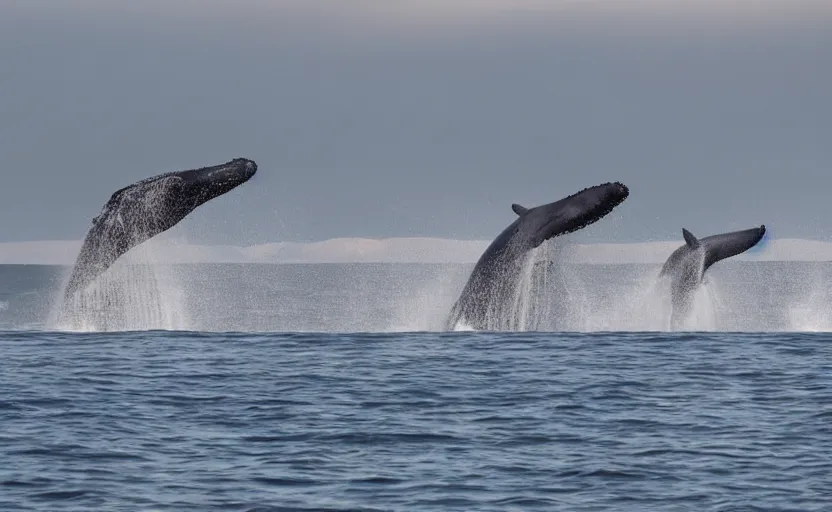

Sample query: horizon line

[0,236,830,265]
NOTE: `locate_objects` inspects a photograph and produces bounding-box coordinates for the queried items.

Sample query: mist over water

[48,245,191,332]
[1,240,831,332]
[447,240,832,333]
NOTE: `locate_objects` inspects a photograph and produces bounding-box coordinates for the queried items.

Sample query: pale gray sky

[1,1,830,245]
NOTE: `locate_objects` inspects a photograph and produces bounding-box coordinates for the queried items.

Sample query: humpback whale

[445,182,629,331]
[62,158,257,299]
[660,225,766,328]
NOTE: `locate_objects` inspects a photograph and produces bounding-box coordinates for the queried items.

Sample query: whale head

[525,181,629,247]
[176,158,258,208]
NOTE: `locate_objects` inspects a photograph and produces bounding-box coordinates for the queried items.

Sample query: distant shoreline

[1,237,830,265]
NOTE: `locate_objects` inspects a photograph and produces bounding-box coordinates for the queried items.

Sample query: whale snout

[241,160,258,180]
[609,181,629,202]
[229,158,258,180]
[593,181,629,209]
[239,158,257,174]
[182,158,259,201]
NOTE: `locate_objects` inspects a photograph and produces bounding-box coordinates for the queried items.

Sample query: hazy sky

[1,1,830,245]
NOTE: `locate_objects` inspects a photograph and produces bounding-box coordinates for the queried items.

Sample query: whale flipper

[63,158,258,299]
[682,229,700,249]
[701,225,766,271]
[512,204,529,216]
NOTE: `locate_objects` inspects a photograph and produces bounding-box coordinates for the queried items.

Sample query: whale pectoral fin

[701,225,767,270]
[682,229,700,249]
[511,204,529,216]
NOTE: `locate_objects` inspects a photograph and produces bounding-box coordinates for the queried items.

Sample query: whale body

[660,225,766,328]
[445,182,629,331]
[63,158,258,299]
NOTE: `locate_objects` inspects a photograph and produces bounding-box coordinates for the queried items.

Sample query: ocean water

[1,262,831,510]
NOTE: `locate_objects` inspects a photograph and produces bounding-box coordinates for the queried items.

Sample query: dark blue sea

[1,263,831,511]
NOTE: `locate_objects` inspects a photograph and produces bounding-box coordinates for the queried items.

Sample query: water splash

[670,279,720,331]
[443,241,748,333]
[21,254,832,333]
[785,270,832,332]
[386,268,464,332]
[48,243,190,332]
[566,272,670,332]
[788,301,832,332]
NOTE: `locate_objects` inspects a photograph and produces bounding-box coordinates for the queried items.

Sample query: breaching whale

[445,182,630,331]
[659,225,766,328]
[62,158,258,299]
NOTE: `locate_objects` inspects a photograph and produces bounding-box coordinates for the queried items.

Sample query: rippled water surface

[1,331,830,511]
